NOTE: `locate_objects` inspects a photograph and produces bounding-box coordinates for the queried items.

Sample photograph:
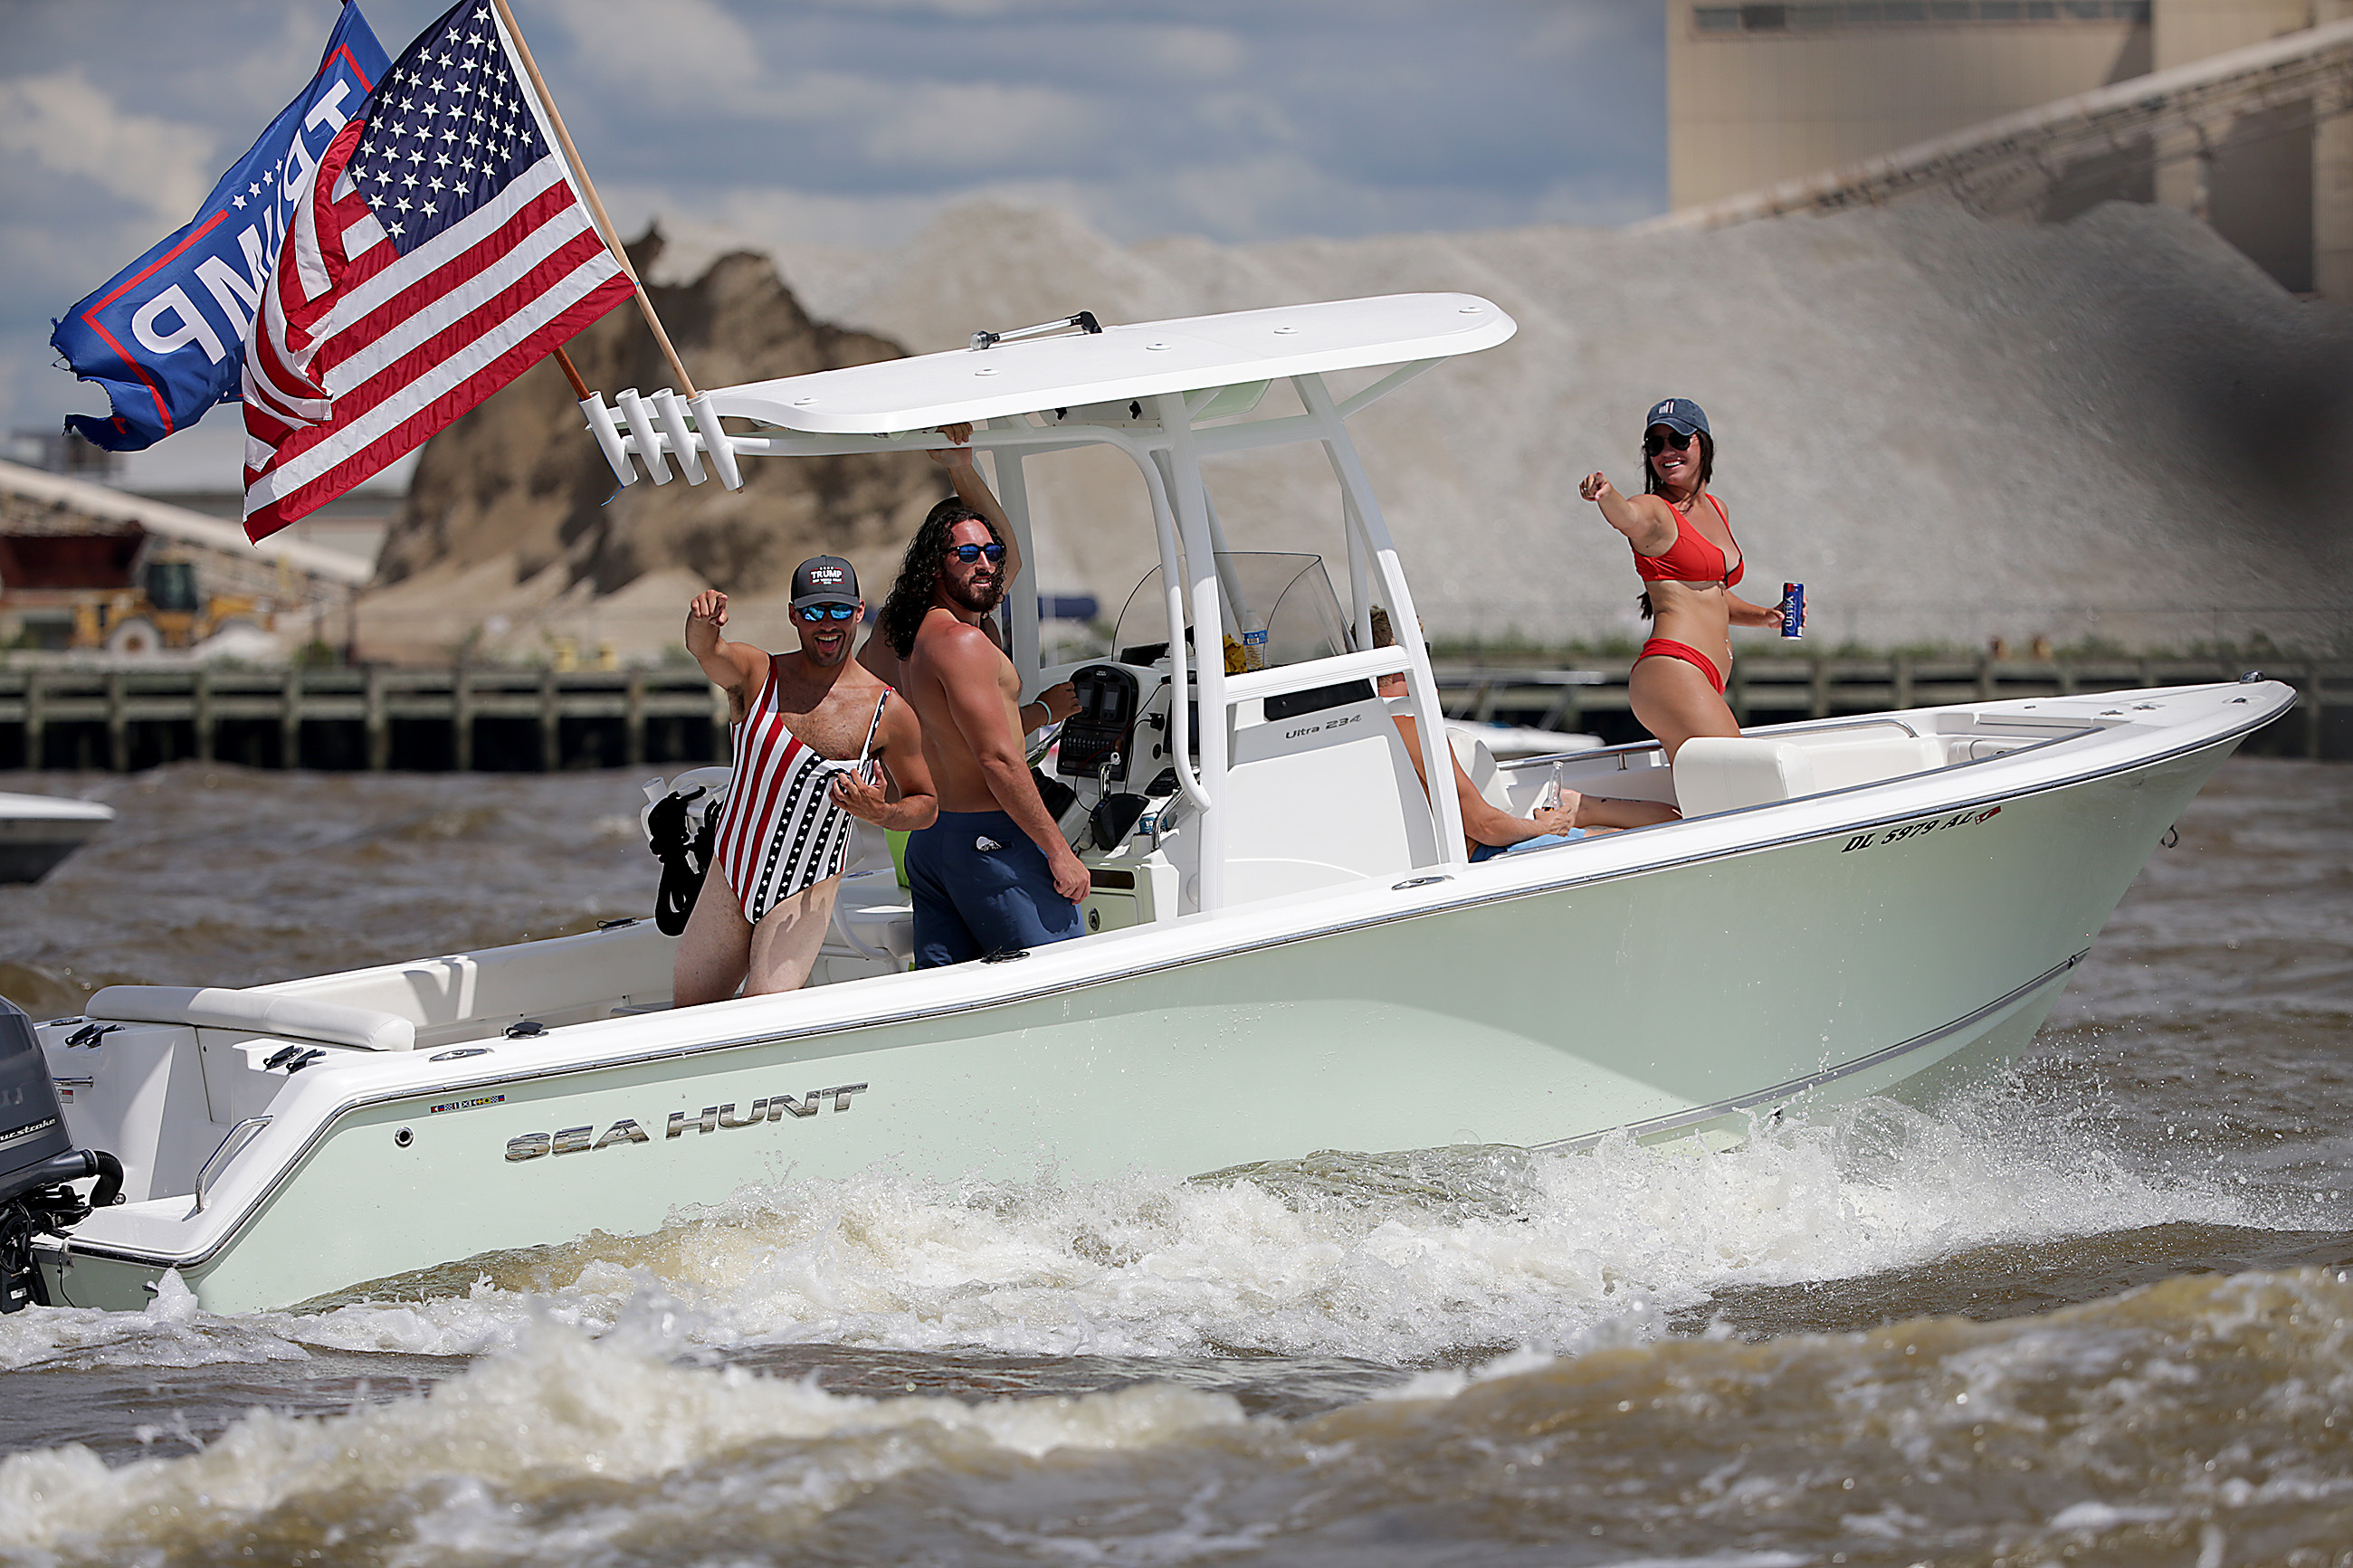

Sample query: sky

[0,0,1663,491]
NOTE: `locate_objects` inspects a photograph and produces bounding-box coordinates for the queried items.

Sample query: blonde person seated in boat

[1578,397,1791,762]
[673,562,938,1006]
[1370,609,1676,860]
[859,423,1078,740]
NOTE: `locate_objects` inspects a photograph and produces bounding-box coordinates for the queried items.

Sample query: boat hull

[0,794,112,883]
[40,713,2236,1315]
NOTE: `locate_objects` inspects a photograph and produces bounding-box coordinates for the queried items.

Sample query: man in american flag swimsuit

[673,559,938,1005]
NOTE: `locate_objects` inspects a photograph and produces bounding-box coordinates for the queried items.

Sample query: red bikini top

[1633,493,1743,587]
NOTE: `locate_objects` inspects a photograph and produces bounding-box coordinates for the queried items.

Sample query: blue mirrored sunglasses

[949,543,1005,564]
[799,603,859,620]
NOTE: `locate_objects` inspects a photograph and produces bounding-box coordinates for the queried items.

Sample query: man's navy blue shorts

[907,810,1082,968]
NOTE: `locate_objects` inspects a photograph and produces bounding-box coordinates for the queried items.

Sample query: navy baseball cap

[1644,397,1710,439]
[789,556,860,610]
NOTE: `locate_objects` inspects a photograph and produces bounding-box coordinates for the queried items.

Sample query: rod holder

[650,388,707,485]
[688,392,743,490]
[613,388,672,484]
[580,394,634,486]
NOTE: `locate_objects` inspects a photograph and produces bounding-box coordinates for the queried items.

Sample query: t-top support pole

[1154,391,1228,913]
[1292,372,1465,866]
[987,417,1043,689]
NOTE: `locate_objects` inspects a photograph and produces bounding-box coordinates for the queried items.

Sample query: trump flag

[240,0,634,541]
[50,5,390,452]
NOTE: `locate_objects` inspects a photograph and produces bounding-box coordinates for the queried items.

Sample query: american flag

[240,0,633,540]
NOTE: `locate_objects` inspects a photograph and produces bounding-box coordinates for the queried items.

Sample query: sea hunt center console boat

[0,791,114,884]
[7,295,2295,1315]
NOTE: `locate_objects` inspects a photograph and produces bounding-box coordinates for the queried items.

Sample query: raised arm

[929,425,1025,587]
[1577,470,1678,557]
[932,620,1089,905]
[685,590,767,711]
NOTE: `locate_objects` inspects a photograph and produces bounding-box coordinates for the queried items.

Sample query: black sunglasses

[949,543,1006,564]
[799,603,858,621]
[1643,428,1696,456]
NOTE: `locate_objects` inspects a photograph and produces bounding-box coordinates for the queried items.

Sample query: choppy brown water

[1,757,2348,1567]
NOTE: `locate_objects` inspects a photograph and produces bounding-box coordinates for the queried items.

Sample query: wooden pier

[0,666,729,774]
[0,656,2341,772]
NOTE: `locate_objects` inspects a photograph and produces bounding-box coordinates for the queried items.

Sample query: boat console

[1053,664,1143,784]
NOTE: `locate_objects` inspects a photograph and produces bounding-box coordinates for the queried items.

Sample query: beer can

[1780,582,1805,640]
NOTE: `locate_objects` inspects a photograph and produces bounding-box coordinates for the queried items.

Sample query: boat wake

[5,1079,2349,1564]
[4,1080,2312,1378]
[5,1265,2350,1566]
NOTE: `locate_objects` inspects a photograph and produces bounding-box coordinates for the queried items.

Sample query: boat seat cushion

[86,985,416,1051]
[1446,731,1519,815]
[1674,733,1947,816]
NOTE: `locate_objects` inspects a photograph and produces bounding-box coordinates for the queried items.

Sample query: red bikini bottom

[1637,638,1727,695]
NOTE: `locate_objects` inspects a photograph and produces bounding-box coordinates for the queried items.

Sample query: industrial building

[1662,0,2353,298]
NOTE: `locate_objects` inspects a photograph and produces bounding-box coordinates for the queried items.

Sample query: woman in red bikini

[1579,397,1787,762]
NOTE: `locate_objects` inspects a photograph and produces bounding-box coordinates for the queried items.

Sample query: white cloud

[1133,24,1245,79]
[854,78,1102,167]
[0,71,219,223]
[548,0,763,105]
[226,1,358,109]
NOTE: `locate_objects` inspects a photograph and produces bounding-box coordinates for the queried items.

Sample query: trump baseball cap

[789,556,860,610]
[1644,397,1710,438]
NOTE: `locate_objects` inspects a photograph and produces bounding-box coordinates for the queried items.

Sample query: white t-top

[702,293,1518,435]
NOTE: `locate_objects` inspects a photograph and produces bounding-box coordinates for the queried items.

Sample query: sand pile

[366,201,2353,661]
[755,198,2351,655]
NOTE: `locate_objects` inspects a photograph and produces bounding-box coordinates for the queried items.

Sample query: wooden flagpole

[488,0,700,400]
[551,346,592,401]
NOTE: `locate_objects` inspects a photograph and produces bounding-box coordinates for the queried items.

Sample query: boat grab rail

[1491,715,1931,774]
[1222,646,1412,705]
[194,1117,271,1213]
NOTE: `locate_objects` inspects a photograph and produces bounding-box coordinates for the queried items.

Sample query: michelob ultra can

[1780,582,1805,639]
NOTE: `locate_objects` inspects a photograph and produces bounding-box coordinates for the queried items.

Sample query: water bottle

[1240,609,1269,670]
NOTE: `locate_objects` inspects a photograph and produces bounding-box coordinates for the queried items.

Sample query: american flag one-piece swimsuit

[710,660,890,923]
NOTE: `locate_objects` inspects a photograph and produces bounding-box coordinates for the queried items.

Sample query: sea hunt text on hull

[503,1085,870,1161]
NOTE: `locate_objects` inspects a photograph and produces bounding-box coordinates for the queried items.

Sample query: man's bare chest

[767,684,881,760]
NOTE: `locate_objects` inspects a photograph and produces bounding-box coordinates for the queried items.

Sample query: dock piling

[452,664,474,772]
[624,670,646,768]
[281,668,304,770]
[194,669,214,763]
[105,671,129,774]
[365,666,389,772]
[538,669,560,771]
[24,669,44,769]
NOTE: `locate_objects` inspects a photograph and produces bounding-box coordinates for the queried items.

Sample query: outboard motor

[0,998,121,1312]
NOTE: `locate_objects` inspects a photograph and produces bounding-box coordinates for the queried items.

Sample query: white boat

[5,294,2293,1315]
[0,791,114,883]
